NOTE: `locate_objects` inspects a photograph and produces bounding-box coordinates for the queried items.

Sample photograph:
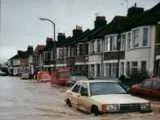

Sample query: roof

[34,44,45,54]
[9,54,19,60]
[98,2,160,36]
[55,3,160,47]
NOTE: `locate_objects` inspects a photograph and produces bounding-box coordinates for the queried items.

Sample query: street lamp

[39,17,56,71]
[39,17,56,41]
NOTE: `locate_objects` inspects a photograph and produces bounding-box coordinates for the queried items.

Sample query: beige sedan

[65,80,151,115]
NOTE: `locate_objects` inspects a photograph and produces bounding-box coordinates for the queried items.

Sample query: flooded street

[0,76,160,120]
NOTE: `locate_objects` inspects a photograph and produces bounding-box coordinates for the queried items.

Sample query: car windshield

[90,82,127,96]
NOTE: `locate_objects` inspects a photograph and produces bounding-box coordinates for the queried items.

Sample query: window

[97,64,100,77]
[152,80,160,89]
[105,37,110,51]
[132,29,140,48]
[97,40,101,52]
[80,83,88,96]
[110,36,117,51]
[127,32,131,49]
[141,61,146,72]
[143,28,148,46]
[142,80,152,88]
[121,34,126,50]
[72,84,81,93]
[90,41,94,54]
[131,62,138,73]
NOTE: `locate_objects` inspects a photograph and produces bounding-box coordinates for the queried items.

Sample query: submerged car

[131,77,160,99]
[65,80,151,115]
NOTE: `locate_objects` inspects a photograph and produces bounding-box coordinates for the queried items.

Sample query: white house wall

[125,25,156,74]
[88,55,102,64]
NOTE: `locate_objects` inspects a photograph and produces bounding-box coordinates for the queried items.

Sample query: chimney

[94,16,107,29]
[72,25,83,37]
[27,46,33,54]
[127,3,144,17]
[46,37,53,50]
[58,33,66,42]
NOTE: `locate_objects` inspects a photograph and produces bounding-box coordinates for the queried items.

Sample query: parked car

[21,73,30,80]
[65,75,88,86]
[65,80,151,115]
[0,70,8,76]
[131,77,160,99]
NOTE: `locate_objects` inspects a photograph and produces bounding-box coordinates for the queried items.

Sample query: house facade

[8,3,160,78]
[8,46,34,76]
[55,3,160,78]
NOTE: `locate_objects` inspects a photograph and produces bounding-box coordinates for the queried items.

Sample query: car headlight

[140,103,150,111]
[106,104,120,112]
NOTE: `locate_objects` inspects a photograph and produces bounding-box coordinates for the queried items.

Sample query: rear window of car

[141,80,152,88]
[152,80,160,89]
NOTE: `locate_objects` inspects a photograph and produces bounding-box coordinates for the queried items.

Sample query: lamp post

[39,17,56,71]
[39,18,56,41]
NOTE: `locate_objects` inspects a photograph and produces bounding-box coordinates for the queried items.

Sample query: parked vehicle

[0,70,8,76]
[50,67,70,86]
[21,73,30,79]
[131,77,160,99]
[65,80,151,115]
[36,71,51,83]
[65,75,88,86]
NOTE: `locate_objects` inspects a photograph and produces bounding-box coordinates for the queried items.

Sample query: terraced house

[8,46,34,76]
[11,3,159,78]
[54,3,160,78]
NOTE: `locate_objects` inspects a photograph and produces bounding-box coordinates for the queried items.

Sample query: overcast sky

[0,0,160,63]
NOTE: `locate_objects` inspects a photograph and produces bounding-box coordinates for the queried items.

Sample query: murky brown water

[0,76,159,120]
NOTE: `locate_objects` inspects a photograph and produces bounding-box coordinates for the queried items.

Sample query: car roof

[145,77,160,81]
[76,80,119,83]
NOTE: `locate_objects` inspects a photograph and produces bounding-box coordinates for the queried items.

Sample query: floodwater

[0,76,159,120]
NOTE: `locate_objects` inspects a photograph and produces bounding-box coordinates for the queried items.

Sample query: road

[0,76,160,120]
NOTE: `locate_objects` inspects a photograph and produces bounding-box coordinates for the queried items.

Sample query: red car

[131,77,160,99]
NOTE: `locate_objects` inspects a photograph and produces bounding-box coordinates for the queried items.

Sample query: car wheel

[66,99,72,107]
[91,105,100,116]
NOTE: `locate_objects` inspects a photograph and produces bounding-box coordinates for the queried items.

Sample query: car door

[70,83,81,107]
[140,80,153,96]
[151,80,160,98]
[78,82,91,112]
